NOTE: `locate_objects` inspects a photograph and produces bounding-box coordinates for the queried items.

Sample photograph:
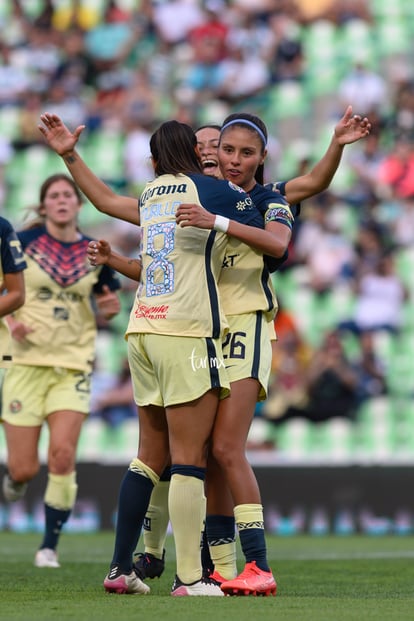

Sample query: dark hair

[195,124,222,133]
[24,174,83,229]
[150,120,203,176]
[220,112,268,184]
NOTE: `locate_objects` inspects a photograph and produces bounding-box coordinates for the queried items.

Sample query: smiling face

[217,125,266,192]
[41,179,82,227]
[196,126,221,178]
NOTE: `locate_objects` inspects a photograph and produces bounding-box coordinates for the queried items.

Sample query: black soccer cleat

[133,550,165,580]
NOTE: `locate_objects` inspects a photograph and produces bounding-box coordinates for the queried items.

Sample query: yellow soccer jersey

[219,237,278,321]
[126,173,264,339]
[219,185,294,321]
[11,226,120,372]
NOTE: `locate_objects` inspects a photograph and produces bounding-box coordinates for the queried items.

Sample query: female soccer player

[175,111,371,596]
[39,114,293,596]
[136,109,372,592]
[0,215,26,392]
[1,174,121,568]
[0,216,26,355]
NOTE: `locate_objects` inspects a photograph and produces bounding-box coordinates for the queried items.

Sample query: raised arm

[284,105,371,205]
[38,113,140,225]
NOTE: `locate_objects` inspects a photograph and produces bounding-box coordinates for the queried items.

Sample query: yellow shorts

[222,312,272,401]
[268,319,277,341]
[127,333,230,408]
[1,365,91,427]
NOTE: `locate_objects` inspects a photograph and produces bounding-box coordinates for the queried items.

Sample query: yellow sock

[168,474,205,584]
[144,480,170,558]
[209,541,237,579]
[129,458,159,486]
[234,503,264,529]
[45,472,77,510]
[234,503,268,571]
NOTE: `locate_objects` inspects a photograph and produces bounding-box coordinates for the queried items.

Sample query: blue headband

[221,119,267,147]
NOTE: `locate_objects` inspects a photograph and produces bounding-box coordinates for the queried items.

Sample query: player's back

[128,172,265,338]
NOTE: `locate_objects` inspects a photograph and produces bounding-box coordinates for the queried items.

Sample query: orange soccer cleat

[220,561,277,596]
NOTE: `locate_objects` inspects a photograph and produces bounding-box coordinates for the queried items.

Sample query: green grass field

[1,532,414,621]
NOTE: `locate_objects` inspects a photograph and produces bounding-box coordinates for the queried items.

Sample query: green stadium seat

[319,417,354,462]
[303,21,342,97]
[354,396,396,461]
[5,148,68,222]
[275,417,312,460]
[266,82,310,121]
[369,0,405,20]
[337,20,376,69]
[83,130,126,182]
[0,107,21,140]
[375,17,412,57]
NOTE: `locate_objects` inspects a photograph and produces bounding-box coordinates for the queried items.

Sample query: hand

[175,203,215,229]
[8,318,34,343]
[334,105,371,146]
[87,240,112,267]
[38,112,85,156]
[95,285,121,319]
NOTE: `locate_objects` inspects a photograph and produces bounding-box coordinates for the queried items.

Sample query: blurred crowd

[1,0,414,452]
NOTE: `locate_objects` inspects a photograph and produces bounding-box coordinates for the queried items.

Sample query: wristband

[213,215,230,233]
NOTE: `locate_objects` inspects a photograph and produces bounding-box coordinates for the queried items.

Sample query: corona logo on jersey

[140,183,187,204]
[135,303,169,320]
[188,348,225,372]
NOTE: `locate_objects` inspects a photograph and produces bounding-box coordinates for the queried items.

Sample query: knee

[48,444,76,474]
[137,446,169,476]
[8,460,40,483]
[211,439,237,470]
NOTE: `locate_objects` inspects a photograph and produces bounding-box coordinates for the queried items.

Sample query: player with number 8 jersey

[127,172,262,340]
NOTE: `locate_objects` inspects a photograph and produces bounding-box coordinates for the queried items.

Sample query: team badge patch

[228,181,245,193]
[265,206,293,225]
[9,400,22,414]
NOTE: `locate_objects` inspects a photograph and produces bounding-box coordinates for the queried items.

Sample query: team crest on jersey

[226,182,254,211]
[135,304,169,320]
[9,400,22,414]
[228,181,245,193]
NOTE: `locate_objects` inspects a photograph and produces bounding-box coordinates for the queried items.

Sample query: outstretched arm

[284,105,371,205]
[38,113,140,225]
[88,240,141,281]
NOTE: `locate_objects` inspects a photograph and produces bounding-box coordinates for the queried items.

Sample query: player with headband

[136,107,371,593]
